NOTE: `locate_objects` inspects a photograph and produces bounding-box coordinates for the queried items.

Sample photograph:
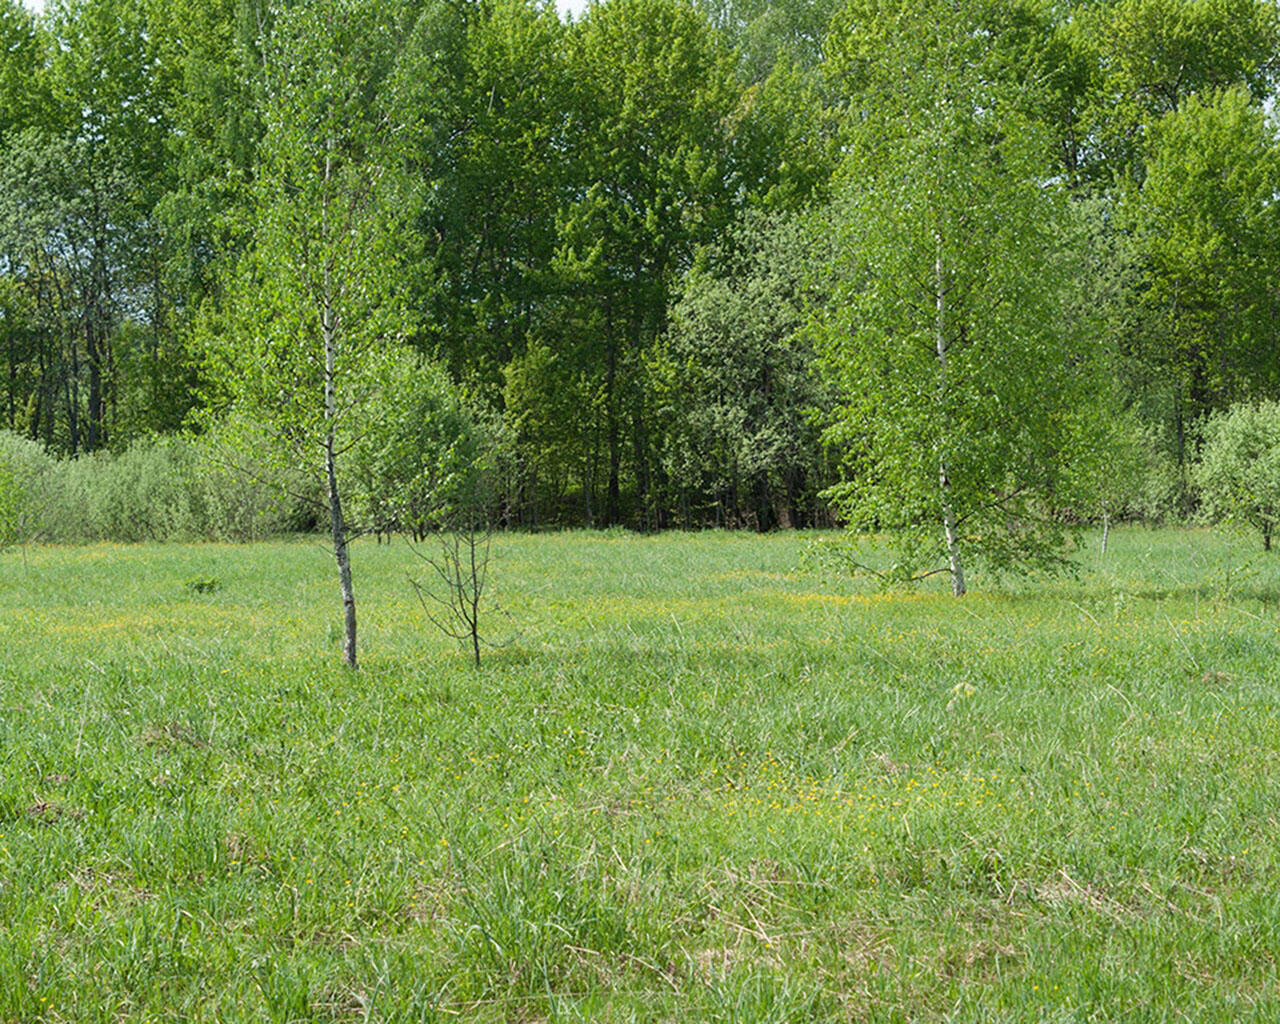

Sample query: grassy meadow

[3,528,1280,1022]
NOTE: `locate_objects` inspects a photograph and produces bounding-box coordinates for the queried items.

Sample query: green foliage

[817,0,1107,590]
[1072,0,1280,181]
[0,460,19,552]
[400,0,569,399]
[0,430,56,548]
[0,0,49,141]
[1098,0,1279,114]
[71,439,203,543]
[349,355,491,538]
[6,0,1280,540]
[501,338,604,524]
[1132,86,1280,407]
[0,0,186,454]
[184,574,221,593]
[199,0,413,472]
[653,210,832,528]
[549,0,780,526]
[0,430,310,544]
[697,0,843,82]
[1194,400,1280,550]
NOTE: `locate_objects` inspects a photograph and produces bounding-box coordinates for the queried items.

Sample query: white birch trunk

[935,237,966,597]
[323,141,358,668]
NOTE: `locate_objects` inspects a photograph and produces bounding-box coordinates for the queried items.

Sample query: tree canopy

[0,0,1276,580]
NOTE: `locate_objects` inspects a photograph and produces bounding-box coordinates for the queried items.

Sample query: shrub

[186,424,318,541]
[0,430,316,544]
[1194,400,1280,550]
[0,431,59,548]
[348,355,491,539]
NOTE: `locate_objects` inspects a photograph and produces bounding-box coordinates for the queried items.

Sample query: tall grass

[1,528,1278,1021]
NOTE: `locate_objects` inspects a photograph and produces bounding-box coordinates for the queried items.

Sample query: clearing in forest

[2,529,1278,1022]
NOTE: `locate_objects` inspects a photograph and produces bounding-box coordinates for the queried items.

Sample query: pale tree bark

[323,141,358,668]
[935,236,967,597]
[327,423,357,668]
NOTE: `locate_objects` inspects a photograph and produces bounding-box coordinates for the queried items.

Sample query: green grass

[2,527,1280,1022]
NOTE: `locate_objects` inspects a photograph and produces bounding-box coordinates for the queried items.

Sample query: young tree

[200,0,411,668]
[817,0,1102,595]
[1195,401,1280,552]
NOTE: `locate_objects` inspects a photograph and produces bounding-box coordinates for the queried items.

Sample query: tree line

[0,0,1277,541]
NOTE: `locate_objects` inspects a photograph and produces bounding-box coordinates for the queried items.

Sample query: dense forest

[0,0,1278,538]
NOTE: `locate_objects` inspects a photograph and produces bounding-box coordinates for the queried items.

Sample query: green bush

[185,425,318,541]
[77,438,199,542]
[0,430,315,544]
[0,431,59,548]
[348,355,492,538]
[1194,400,1280,550]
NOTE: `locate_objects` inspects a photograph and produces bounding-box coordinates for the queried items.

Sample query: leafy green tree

[0,0,182,452]
[817,0,1102,594]
[697,0,842,82]
[349,354,487,541]
[827,0,1102,184]
[1098,0,1278,114]
[653,211,831,528]
[200,0,412,668]
[1081,0,1279,182]
[502,338,605,525]
[401,0,569,401]
[1195,401,1280,551]
[0,0,50,142]
[144,0,273,405]
[556,0,754,525]
[1127,86,1280,500]
[0,130,133,452]
[50,0,176,447]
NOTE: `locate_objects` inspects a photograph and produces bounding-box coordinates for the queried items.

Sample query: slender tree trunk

[632,406,651,530]
[66,340,81,455]
[935,237,966,597]
[940,473,965,596]
[605,340,621,524]
[323,143,357,669]
[86,320,102,450]
[7,327,15,430]
[33,338,46,444]
[468,525,481,668]
[1174,393,1192,518]
[327,425,357,669]
[1101,510,1110,556]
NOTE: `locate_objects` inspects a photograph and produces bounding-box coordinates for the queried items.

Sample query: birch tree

[200,0,410,667]
[817,0,1102,594]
